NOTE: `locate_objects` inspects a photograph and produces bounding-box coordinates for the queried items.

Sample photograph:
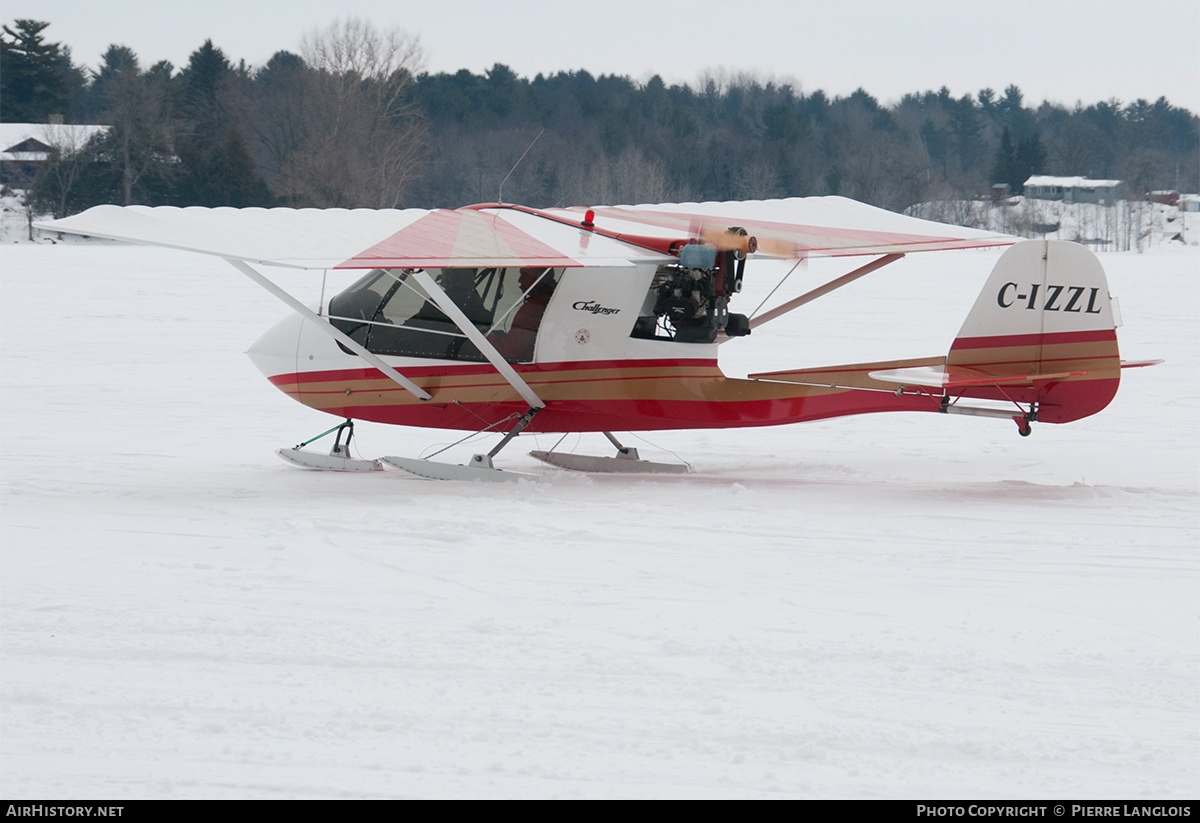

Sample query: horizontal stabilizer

[1120,359,1164,369]
[868,365,1087,389]
[750,356,1088,393]
[750,356,945,391]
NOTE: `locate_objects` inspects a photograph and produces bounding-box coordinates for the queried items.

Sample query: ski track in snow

[1,242,1197,798]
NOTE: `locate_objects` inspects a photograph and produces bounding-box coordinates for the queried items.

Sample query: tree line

[3,18,1197,218]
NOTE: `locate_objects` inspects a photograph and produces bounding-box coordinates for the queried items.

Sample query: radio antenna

[498,128,545,204]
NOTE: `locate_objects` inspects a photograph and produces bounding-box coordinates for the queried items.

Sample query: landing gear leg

[602,431,642,462]
[276,418,384,471]
[330,419,355,457]
[468,407,540,470]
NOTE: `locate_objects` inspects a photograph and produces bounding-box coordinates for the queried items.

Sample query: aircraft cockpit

[328,266,560,363]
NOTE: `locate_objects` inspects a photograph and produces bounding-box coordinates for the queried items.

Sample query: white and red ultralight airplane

[36,197,1160,481]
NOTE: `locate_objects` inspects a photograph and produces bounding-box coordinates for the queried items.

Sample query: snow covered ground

[909,197,1197,254]
[1,240,1197,798]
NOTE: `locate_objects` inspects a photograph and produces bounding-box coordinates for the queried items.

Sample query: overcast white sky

[10,0,1200,112]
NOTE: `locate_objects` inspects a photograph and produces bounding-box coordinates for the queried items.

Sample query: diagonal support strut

[749,253,905,330]
[410,270,545,409]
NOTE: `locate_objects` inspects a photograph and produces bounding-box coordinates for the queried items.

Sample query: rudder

[950,240,1121,423]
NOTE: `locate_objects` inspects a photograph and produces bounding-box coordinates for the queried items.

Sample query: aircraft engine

[643,242,750,342]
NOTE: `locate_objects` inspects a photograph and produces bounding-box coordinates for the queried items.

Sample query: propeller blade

[697,222,815,257]
[697,223,759,255]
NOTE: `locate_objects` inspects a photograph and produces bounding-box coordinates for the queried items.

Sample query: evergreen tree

[89,45,176,204]
[1014,132,1047,189]
[996,85,1035,136]
[175,126,270,206]
[977,88,996,116]
[250,51,310,180]
[209,126,270,205]
[989,127,1045,193]
[74,44,139,122]
[990,126,1015,190]
[0,20,83,122]
[8,19,1196,214]
[948,94,984,178]
[181,40,233,151]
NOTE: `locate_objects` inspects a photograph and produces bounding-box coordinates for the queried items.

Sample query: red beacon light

[582,209,595,229]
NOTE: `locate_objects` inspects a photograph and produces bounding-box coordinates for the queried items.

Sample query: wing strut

[749,253,904,330]
[410,270,545,409]
[225,259,433,402]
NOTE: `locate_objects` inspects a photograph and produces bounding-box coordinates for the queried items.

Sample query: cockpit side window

[329,267,559,363]
[487,267,559,362]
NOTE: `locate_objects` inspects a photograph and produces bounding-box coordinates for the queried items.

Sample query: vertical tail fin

[950,240,1121,423]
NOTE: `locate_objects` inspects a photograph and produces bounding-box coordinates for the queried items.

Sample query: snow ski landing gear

[530,431,693,474]
[384,408,541,483]
[275,419,383,472]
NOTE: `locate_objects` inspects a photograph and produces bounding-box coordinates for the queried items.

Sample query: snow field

[1,242,1196,798]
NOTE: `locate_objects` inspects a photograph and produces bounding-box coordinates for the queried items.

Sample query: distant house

[1024,175,1124,204]
[0,123,108,185]
[1180,194,1200,213]
[1149,191,1180,206]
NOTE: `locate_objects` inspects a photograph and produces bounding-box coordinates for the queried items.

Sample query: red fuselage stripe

[952,329,1116,349]
[268,357,719,386]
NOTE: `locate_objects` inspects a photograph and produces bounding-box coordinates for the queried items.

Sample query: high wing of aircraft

[35,196,1159,482]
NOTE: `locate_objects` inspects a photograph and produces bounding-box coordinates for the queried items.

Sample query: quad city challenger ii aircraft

[36,197,1159,481]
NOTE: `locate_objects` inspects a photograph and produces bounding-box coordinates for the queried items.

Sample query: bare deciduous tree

[273,18,426,208]
[33,123,96,218]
